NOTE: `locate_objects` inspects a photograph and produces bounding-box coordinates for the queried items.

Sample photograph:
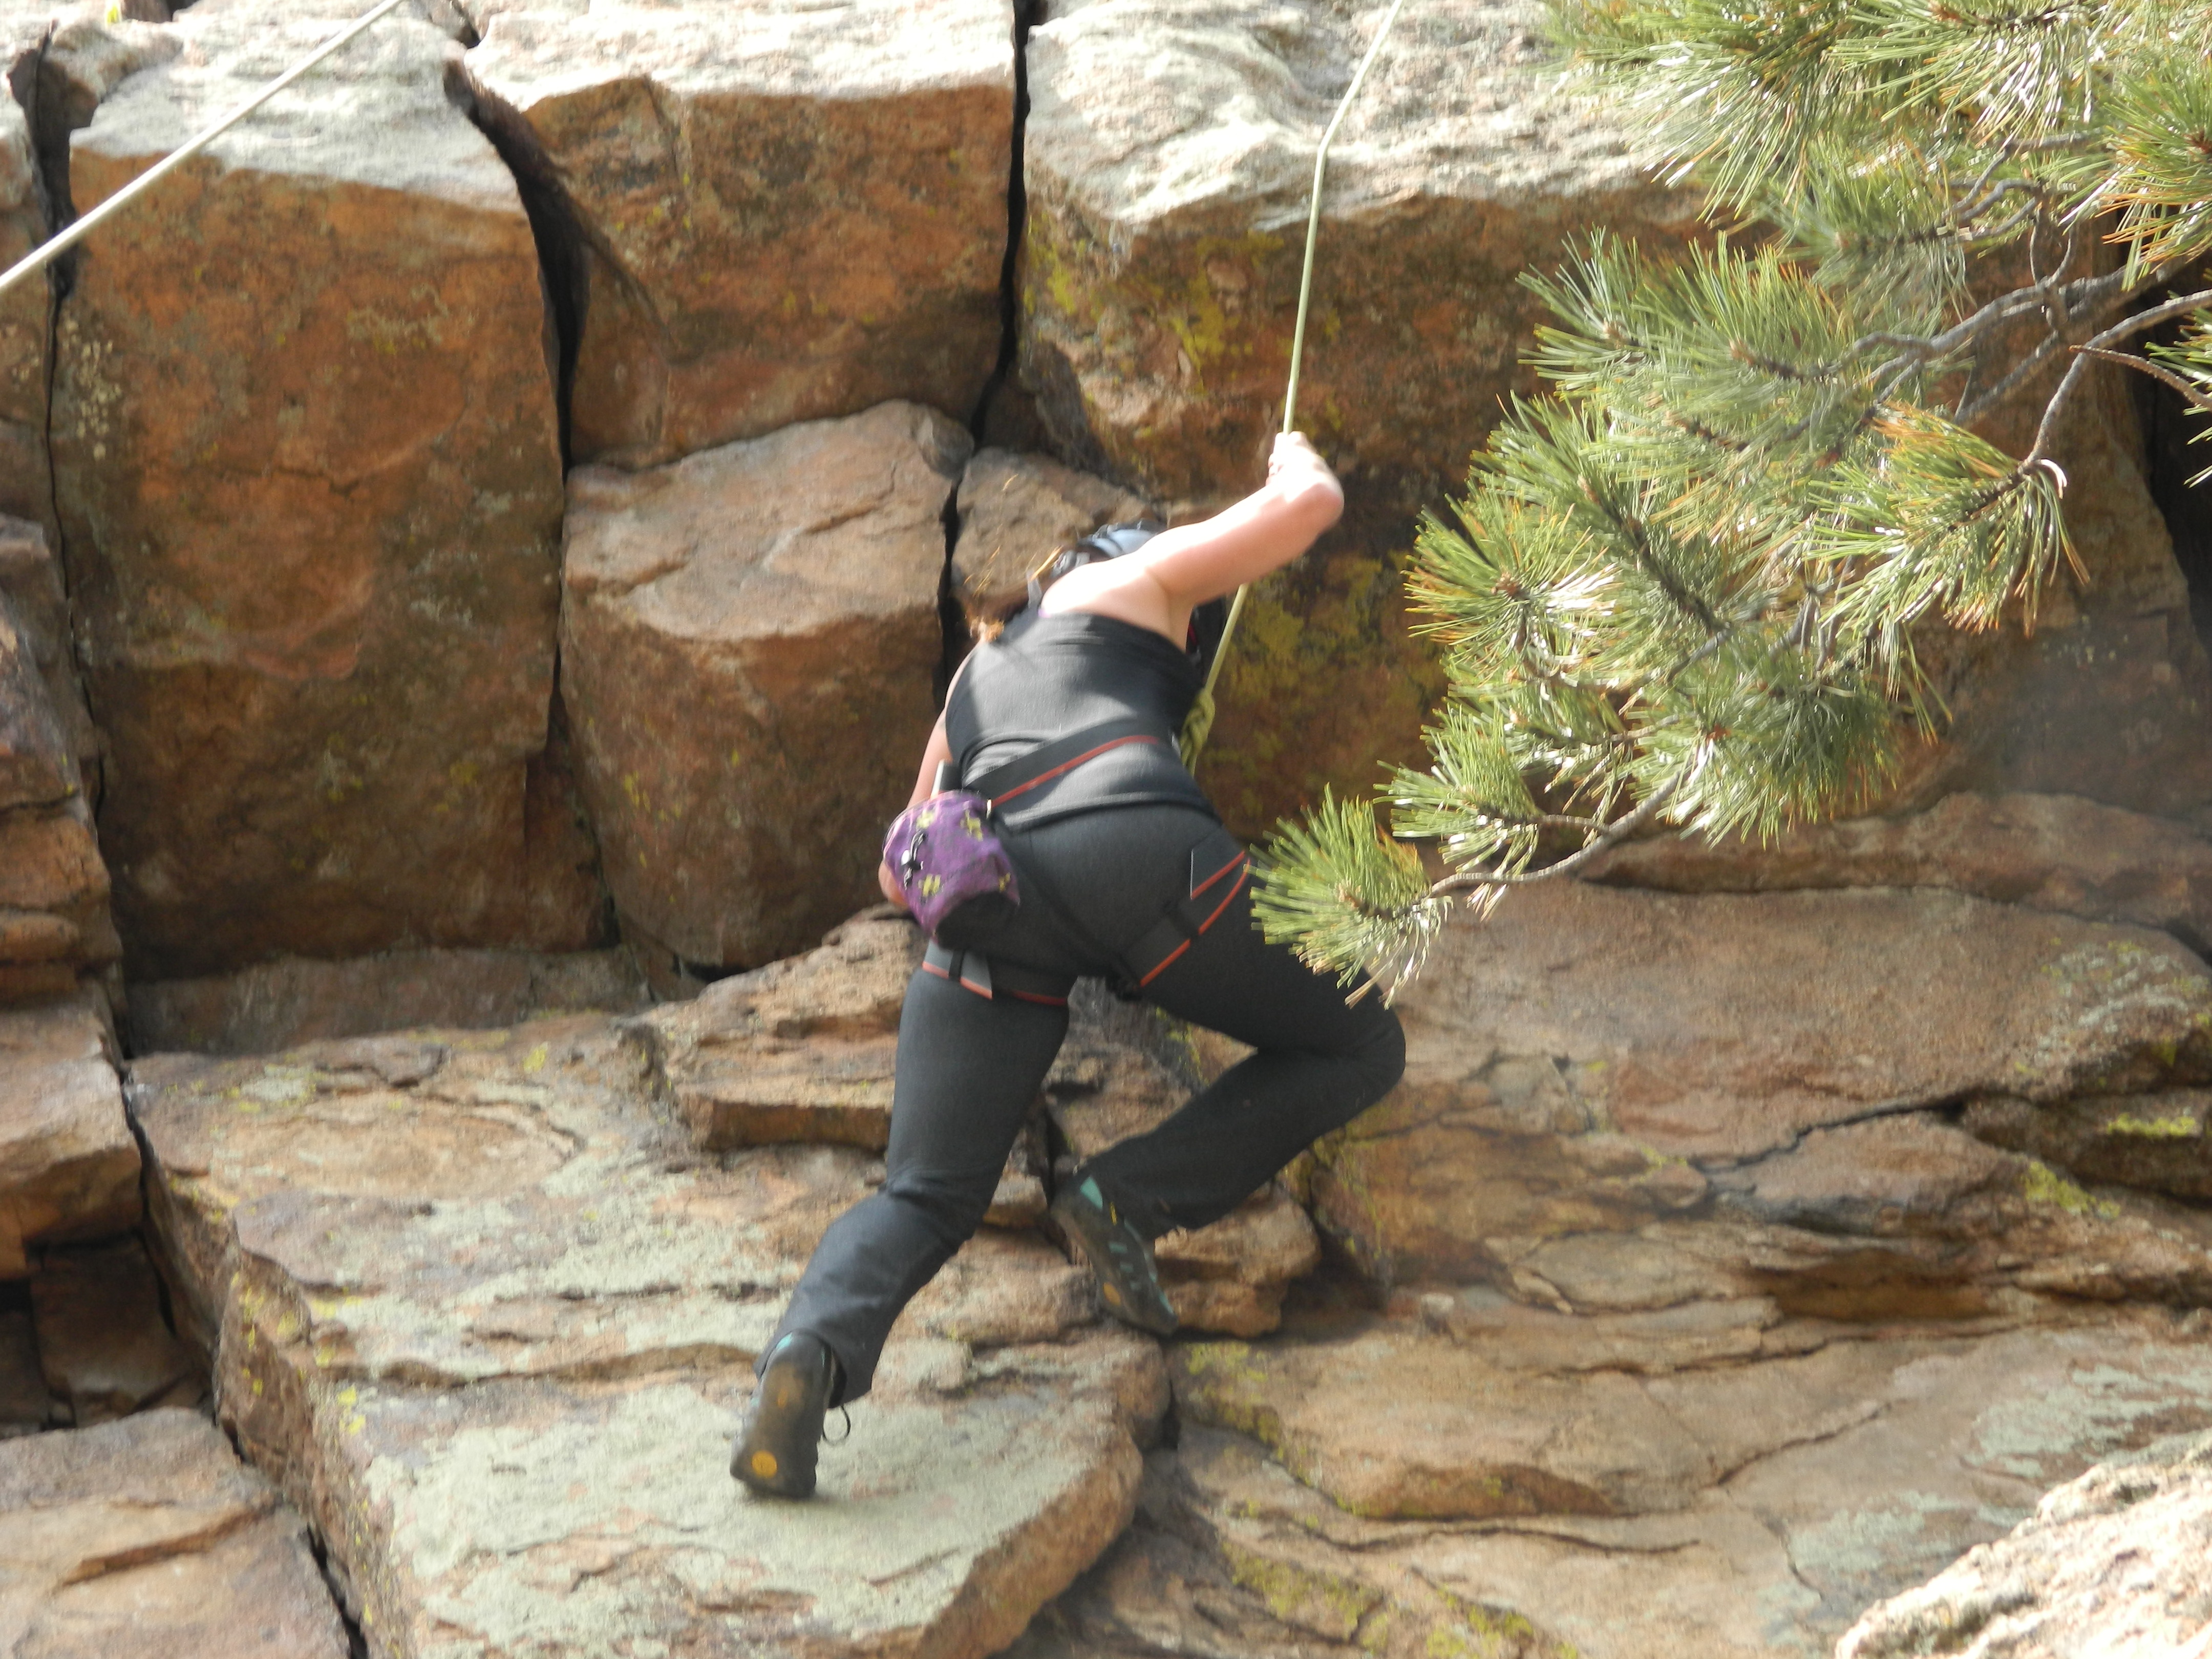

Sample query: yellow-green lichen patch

[2103,1112,2202,1138]
[1221,1540,1379,1640]
[2020,1160,2120,1219]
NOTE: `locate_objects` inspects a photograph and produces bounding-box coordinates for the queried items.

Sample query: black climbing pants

[765,804,1406,1402]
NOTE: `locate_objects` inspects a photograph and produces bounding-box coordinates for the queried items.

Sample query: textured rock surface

[130,1012,1169,1656]
[562,402,967,971]
[0,520,116,1006]
[1025,1300,2212,1659]
[29,1238,199,1424]
[49,4,590,976]
[0,1408,351,1659]
[126,944,646,1056]
[952,448,1154,630]
[635,907,918,1151]
[0,991,135,1278]
[1838,1428,2212,1659]
[0,22,51,544]
[465,0,1014,468]
[1589,791,2212,954]
[1019,0,1692,831]
[1021,0,1686,505]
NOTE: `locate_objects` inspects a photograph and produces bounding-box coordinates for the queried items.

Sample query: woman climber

[731,431,1407,1499]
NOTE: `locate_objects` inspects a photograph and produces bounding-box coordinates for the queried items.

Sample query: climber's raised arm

[1038,432,1343,644]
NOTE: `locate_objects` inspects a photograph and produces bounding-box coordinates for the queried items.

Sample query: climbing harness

[1177,0,1412,770]
[0,0,408,304]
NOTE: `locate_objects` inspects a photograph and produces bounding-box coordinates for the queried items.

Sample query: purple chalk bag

[883,766,1020,949]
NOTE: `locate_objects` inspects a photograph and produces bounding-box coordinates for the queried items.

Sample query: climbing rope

[0,0,409,304]
[1178,0,1411,771]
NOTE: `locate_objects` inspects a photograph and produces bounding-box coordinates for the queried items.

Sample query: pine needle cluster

[1253,0,2212,996]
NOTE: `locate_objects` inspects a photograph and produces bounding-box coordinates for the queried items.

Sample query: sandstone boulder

[126,943,646,1056]
[562,402,967,972]
[1588,791,2212,955]
[952,448,1154,631]
[633,908,919,1151]
[49,4,589,976]
[0,1408,350,1659]
[464,0,1014,468]
[1161,1307,2212,1657]
[1964,1089,2212,1202]
[1838,1429,2212,1659]
[1308,881,2212,1293]
[130,1012,1169,1656]
[0,990,134,1277]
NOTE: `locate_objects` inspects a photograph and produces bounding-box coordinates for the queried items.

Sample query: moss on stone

[2103,1111,2202,1138]
[1221,1539,1380,1639]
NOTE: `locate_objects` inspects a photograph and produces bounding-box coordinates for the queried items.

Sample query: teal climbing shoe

[1051,1174,1179,1336]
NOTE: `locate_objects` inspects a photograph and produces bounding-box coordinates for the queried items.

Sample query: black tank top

[946,611,1215,828]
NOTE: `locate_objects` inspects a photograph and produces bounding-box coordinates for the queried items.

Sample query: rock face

[49,4,591,977]
[0,519,116,1006]
[0,1408,350,1659]
[1588,791,2212,953]
[0,20,52,545]
[125,943,646,1056]
[130,1011,1169,1657]
[562,401,967,972]
[463,0,1015,469]
[1838,1429,2212,1659]
[952,448,1154,631]
[1018,0,1693,830]
[0,991,135,1278]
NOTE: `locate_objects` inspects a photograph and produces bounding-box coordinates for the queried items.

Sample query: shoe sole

[1053,1198,1180,1336]
[731,1352,824,1499]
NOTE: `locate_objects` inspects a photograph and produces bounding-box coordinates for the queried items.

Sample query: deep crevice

[456,69,588,471]
[965,0,1036,448]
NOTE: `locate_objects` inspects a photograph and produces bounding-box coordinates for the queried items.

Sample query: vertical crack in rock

[938,0,1040,698]
[455,69,588,471]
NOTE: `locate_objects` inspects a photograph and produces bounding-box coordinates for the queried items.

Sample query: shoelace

[821,1405,852,1447]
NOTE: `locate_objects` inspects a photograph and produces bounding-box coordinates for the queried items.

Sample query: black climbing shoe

[1051,1174,1179,1336]
[731,1332,839,1499]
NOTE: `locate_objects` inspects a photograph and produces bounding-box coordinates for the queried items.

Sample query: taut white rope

[0,0,410,303]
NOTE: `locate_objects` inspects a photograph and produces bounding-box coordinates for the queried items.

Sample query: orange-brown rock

[0,1408,350,1659]
[131,1014,1169,1659]
[0,517,98,803]
[562,402,966,970]
[47,5,586,976]
[463,0,1015,467]
[0,990,135,1277]
[952,448,1154,631]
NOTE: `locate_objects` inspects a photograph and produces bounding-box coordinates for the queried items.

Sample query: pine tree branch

[2074,346,2212,414]
[2025,286,2212,465]
[1428,770,1688,896]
